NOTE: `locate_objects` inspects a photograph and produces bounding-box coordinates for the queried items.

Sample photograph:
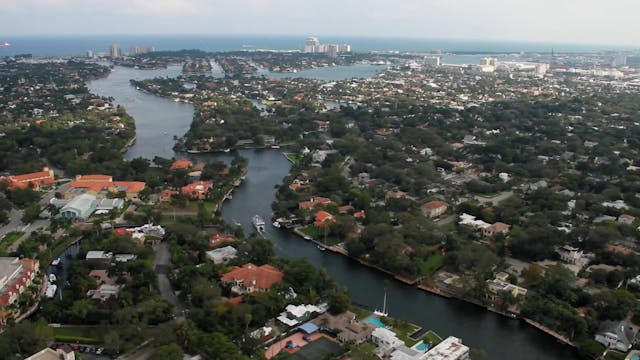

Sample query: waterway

[85,65,578,360]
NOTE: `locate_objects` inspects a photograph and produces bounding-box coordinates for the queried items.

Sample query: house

[423,337,470,360]
[618,214,636,226]
[298,197,333,210]
[181,181,213,200]
[0,257,39,313]
[372,327,404,356]
[595,320,637,352]
[220,263,283,295]
[422,201,448,218]
[170,158,193,170]
[390,345,423,360]
[314,210,335,227]
[67,174,146,200]
[602,200,629,210]
[0,167,55,190]
[209,233,235,247]
[25,346,75,360]
[276,304,324,326]
[486,273,527,301]
[313,311,374,344]
[482,222,510,238]
[205,246,238,264]
[557,245,583,265]
[458,213,490,230]
[85,251,113,268]
[160,189,179,202]
[87,284,121,305]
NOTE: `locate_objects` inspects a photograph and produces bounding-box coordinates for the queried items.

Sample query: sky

[1,0,639,46]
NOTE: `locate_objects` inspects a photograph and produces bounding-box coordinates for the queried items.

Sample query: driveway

[153,242,184,318]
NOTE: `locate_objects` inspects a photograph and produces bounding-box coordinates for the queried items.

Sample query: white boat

[48,274,57,283]
[45,283,57,298]
[373,290,389,317]
[272,221,281,228]
[51,258,61,266]
[317,244,326,251]
[252,215,265,232]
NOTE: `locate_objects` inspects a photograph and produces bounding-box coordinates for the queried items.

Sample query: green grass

[300,226,340,246]
[604,351,626,360]
[421,253,445,276]
[53,327,102,344]
[284,152,301,165]
[421,331,443,346]
[0,231,24,255]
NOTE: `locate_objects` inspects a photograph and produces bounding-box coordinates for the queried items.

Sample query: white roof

[86,251,112,260]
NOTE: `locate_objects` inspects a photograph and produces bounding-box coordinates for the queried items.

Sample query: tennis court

[288,337,345,360]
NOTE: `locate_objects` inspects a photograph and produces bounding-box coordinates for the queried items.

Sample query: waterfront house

[298,197,333,210]
[181,181,213,200]
[220,263,283,295]
[486,273,527,301]
[313,211,335,228]
[170,158,193,170]
[422,201,448,218]
[422,336,470,360]
[313,311,374,344]
[276,303,324,327]
[372,327,404,357]
[595,320,636,352]
[205,246,238,265]
[209,233,236,247]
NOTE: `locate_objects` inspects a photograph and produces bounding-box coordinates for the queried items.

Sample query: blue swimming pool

[415,342,429,351]
[365,317,386,328]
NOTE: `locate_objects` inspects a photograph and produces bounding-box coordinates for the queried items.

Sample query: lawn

[421,253,445,276]
[0,231,24,255]
[421,330,443,346]
[300,226,340,246]
[283,152,301,165]
[53,326,102,344]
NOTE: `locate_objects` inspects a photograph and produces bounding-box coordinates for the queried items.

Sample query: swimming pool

[365,317,386,328]
[414,342,429,351]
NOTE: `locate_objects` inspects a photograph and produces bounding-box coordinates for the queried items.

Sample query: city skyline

[1,0,639,47]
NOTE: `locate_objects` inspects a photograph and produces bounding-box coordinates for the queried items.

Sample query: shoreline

[286,225,577,348]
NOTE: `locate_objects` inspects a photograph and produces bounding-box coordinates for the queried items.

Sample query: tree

[71,299,92,321]
[349,342,376,360]
[328,290,351,315]
[152,343,184,360]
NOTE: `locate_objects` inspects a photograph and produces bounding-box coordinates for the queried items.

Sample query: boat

[48,274,57,283]
[252,215,265,232]
[45,283,57,298]
[51,258,61,266]
[373,290,389,317]
[317,244,326,251]
[272,221,281,228]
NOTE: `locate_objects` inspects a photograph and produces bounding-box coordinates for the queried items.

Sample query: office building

[109,43,121,59]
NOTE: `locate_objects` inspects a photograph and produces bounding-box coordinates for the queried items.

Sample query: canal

[87,65,578,360]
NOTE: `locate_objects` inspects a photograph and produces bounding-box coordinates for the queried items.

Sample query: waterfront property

[595,320,637,352]
[220,263,284,295]
[0,257,39,319]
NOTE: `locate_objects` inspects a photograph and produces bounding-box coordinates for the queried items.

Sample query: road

[153,242,184,318]
[473,191,514,206]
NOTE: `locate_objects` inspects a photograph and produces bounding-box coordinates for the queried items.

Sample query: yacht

[252,215,265,232]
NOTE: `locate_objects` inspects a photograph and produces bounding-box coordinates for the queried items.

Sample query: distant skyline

[1,0,639,47]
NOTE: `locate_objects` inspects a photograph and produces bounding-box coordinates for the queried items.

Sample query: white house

[205,246,238,264]
[372,327,404,356]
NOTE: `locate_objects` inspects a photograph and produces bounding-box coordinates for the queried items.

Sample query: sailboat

[373,290,388,317]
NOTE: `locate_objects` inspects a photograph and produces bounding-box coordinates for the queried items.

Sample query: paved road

[0,209,25,238]
[153,242,183,318]
[474,191,514,206]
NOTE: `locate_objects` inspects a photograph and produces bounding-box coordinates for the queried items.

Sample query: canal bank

[86,65,580,360]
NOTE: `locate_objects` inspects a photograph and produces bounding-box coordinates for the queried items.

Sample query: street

[153,242,184,318]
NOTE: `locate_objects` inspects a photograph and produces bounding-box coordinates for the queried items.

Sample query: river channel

[87,65,578,360]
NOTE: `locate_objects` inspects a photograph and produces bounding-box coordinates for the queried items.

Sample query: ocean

[0,34,635,57]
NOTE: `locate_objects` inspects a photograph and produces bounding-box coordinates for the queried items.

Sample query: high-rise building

[109,43,121,59]
[86,50,93,58]
[480,57,497,66]
[424,56,441,66]
[302,37,351,55]
[129,46,155,56]
[327,44,339,58]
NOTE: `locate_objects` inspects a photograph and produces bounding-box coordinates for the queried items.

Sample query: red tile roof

[181,181,213,199]
[314,211,334,227]
[209,233,236,247]
[220,263,283,292]
[75,174,113,182]
[423,201,447,210]
[2,168,55,189]
[170,158,193,170]
[298,197,332,210]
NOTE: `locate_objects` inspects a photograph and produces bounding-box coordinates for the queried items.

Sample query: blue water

[365,317,387,328]
[0,34,634,57]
